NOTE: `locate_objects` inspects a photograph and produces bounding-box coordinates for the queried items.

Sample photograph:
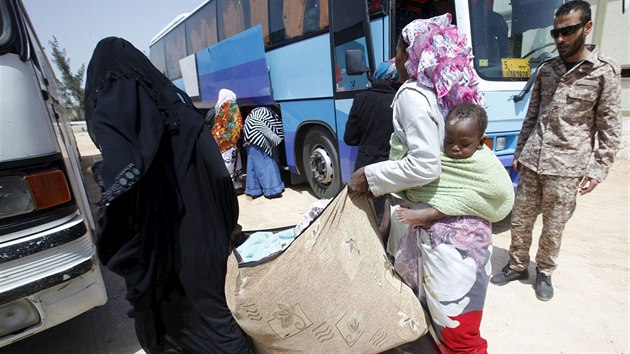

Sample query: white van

[0,0,106,347]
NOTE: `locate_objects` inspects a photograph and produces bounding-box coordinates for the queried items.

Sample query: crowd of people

[83,0,621,353]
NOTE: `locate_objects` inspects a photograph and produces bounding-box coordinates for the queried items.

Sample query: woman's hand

[348,167,370,194]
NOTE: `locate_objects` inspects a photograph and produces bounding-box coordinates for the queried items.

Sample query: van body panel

[0,0,106,346]
[0,54,59,161]
[0,264,106,348]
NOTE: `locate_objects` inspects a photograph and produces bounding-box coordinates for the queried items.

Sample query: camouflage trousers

[509,167,579,275]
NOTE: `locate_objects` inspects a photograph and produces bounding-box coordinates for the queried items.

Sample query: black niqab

[84,37,250,354]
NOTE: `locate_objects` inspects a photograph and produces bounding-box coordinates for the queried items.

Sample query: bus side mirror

[345,49,369,76]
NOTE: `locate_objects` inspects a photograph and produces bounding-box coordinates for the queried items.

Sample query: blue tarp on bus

[196,25,273,107]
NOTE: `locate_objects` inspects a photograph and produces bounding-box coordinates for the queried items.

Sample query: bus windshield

[469,0,563,81]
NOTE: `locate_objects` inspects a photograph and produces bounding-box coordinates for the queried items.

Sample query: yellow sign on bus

[502,58,531,78]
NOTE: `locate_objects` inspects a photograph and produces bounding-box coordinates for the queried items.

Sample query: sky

[23,0,206,78]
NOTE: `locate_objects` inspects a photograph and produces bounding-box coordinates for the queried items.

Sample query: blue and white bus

[150,0,562,198]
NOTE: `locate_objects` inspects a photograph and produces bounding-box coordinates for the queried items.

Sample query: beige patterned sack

[225,187,428,353]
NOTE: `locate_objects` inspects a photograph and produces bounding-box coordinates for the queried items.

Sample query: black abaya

[84,37,250,354]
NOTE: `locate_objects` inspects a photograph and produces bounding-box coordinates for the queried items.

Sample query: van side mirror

[345,49,370,76]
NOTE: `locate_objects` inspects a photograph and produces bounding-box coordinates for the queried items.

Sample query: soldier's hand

[512,159,520,172]
[579,177,598,195]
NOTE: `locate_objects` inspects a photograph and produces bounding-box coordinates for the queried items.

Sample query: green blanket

[390,135,514,223]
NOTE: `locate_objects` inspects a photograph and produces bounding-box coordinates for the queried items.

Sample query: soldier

[490,0,622,301]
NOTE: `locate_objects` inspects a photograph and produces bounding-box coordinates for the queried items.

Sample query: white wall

[588,0,630,115]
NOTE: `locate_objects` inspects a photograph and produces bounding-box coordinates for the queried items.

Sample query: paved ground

[1,130,627,353]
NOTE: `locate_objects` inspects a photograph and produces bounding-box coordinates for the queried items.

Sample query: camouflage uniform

[509,45,622,275]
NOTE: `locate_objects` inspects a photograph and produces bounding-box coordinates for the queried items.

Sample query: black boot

[535,271,554,301]
[490,264,529,284]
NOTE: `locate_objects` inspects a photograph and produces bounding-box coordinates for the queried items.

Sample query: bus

[0,0,107,346]
[149,0,563,199]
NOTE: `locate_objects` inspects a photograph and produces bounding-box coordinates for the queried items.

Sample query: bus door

[330,0,375,184]
[193,25,273,108]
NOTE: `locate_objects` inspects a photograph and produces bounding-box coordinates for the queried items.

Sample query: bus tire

[302,127,343,199]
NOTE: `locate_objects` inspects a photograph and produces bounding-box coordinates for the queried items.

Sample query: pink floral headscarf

[401,13,484,113]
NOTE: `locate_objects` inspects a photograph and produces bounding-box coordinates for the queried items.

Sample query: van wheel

[302,127,342,199]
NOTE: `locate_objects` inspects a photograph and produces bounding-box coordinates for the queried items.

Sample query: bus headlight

[495,136,507,151]
[0,170,71,219]
[0,299,41,337]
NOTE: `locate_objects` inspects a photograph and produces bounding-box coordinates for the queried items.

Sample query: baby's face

[444,119,484,159]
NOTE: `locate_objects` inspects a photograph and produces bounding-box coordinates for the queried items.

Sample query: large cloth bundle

[225,188,428,353]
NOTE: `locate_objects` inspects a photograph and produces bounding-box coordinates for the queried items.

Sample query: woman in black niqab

[84,37,250,354]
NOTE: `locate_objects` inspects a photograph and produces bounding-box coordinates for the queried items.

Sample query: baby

[395,103,511,226]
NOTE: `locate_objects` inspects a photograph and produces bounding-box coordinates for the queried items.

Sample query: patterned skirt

[394,215,492,354]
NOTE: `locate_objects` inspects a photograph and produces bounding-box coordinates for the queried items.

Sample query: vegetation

[48,36,85,121]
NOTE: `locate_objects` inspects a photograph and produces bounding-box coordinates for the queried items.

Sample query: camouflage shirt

[515,45,622,182]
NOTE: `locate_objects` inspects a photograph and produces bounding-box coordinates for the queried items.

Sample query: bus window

[150,38,167,76]
[303,0,328,35]
[390,0,456,59]
[269,0,329,46]
[470,4,509,68]
[395,0,450,35]
[187,2,218,53]
[268,0,284,45]
[368,0,386,16]
[283,0,306,38]
[469,0,562,81]
[164,24,186,80]
[335,39,370,92]
[332,0,372,93]
[218,0,246,40]
[249,0,270,45]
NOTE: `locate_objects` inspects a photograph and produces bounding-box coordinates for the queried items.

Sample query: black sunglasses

[550,23,585,38]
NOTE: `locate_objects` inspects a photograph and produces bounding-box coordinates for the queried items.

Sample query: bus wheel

[302,127,342,199]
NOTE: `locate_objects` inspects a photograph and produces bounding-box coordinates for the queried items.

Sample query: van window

[0,1,16,54]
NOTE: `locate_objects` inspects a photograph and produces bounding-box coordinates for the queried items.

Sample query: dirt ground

[485,159,628,352]
[68,131,630,352]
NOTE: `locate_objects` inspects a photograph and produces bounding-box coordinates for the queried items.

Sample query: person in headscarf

[344,59,400,230]
[243,106,285,199]
[348,14,489,353]
[211,88,244,191]
[84,37,250,354]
